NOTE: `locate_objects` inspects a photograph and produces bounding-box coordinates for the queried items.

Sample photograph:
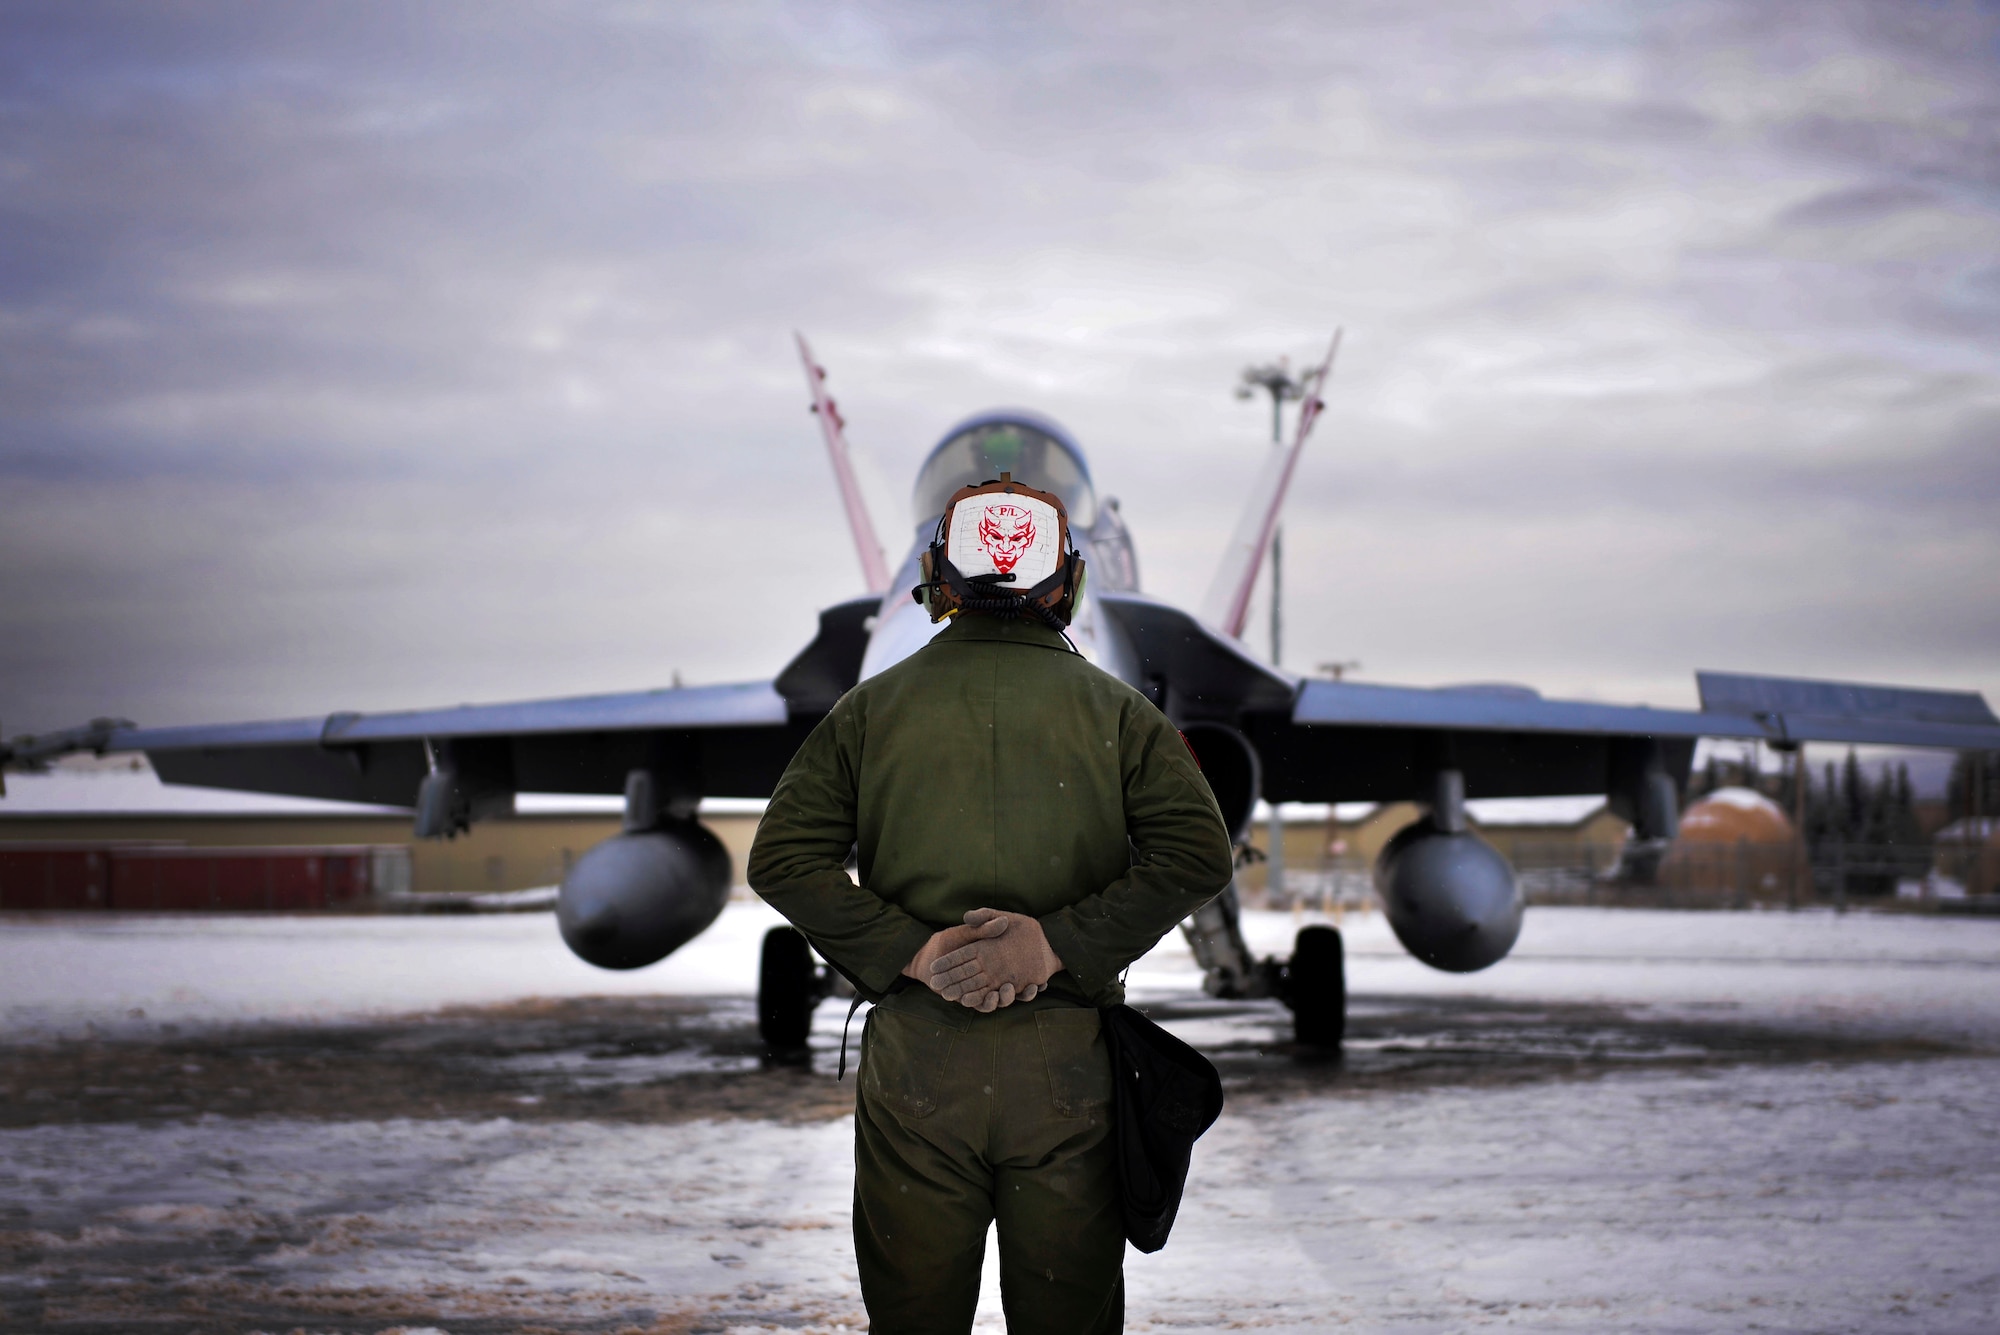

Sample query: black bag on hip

[1099,1002,1224,1253]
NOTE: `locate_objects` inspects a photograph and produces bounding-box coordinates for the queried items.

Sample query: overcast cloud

[2,0,1996,735]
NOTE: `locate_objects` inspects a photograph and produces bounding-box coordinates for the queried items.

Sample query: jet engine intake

[1178,723,1260,842]
[557,819,732,970]
[1374,772,1523,973]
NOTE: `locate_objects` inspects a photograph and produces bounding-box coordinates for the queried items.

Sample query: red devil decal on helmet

[976,503,1037,574]
[916,473,1083,628]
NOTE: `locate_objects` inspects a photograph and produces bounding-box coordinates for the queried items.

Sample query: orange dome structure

[1660,787,1804,903]
[1676,787,1795,844]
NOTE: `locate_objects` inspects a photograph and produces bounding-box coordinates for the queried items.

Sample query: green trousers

[854,984,1124,1335]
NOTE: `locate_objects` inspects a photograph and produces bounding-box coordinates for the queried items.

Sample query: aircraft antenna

[796,332,892,595]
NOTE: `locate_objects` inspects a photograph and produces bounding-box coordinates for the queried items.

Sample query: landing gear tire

[1286,924,1346,1049]
[758,926,820,1050]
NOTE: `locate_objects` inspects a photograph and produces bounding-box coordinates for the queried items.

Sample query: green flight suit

[748,614,1235,1335]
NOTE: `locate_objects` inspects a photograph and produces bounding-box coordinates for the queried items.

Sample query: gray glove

[903,913,1011,990]
[929,908,1064,1012]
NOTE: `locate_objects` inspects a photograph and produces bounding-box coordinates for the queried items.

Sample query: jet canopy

[913,411,1096,530]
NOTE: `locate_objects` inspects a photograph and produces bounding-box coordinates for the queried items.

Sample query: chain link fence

[1256,840,2000,912]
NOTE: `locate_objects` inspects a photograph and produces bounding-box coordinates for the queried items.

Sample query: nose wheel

[758,926,838,1050]
[1281,924,1346,1049]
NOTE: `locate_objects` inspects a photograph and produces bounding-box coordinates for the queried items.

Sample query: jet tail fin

[796,332,892,595]
[1199,329,1342,639]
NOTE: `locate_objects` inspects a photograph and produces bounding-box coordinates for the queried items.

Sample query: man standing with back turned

[748,471,1234,1334]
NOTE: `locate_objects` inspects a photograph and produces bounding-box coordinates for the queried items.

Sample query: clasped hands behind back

[901,908,1064,1012]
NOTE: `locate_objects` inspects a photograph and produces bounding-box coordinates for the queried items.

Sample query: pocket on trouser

[862,999,965,1120]
[1035,1008,1111,1118]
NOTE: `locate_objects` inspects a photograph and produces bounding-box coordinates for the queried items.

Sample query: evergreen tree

[1889,764,1927,870]
[1862,763,1888,845]
[1695,754,1720,799]
[1842,749,1866,839]
[1824,755,1932,891]
[1894,765,1918,838]
[1776,752,1799,817]
[1947,751,2000,823]
[1807,759,1841,853]
[1738,745,1764,794]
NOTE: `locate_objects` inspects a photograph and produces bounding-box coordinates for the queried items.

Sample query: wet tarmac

[4,907,1998,1333]
[0,987,1971,1135]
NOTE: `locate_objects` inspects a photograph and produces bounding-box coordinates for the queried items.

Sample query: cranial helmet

[913,473,1086,628]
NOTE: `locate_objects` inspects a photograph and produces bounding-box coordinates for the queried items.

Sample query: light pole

[1238,358,1304,904]
[1236,359,1304,667]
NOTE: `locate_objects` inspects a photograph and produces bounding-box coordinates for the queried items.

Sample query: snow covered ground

[4,904,1999,1332]
[6,1057,1996,1331]
[6,900,1999,1046]
[1,901,795,1040]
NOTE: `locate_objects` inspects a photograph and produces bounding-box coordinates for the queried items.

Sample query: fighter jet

[8,332,1999,1049]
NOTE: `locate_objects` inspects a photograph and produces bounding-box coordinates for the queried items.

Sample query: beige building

[10,759,1647,909]
[0,759,764,898]
[1239,796,1631,904]
[1465,797,1632,870]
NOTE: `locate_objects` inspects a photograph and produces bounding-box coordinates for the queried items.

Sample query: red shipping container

[0,846,113,910]
[0,845,387,912]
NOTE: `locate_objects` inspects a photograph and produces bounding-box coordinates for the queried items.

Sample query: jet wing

[1268,677,1740,810]
[1282,667,2000,806]
[120,680,790,753]
[1291,679,1747,739]
[1291,673,2000,751]
[1100,592,2000,816]
[102,679,796,812]
[10,597,880,816]
[1268,671,2000,821]
[1693,671,2000,750]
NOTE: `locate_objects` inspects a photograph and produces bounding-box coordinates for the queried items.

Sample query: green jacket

[747,614,1236,1005]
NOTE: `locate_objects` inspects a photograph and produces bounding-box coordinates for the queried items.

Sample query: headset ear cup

[922,544,963,622]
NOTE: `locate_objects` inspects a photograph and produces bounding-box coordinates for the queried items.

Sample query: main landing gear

[1284,923,1347,1048]
[760,889,1346,1052]
[757,926,843,1050]
[1181,882,1346,1049]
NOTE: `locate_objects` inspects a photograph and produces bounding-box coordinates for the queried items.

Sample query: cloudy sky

[3,0,1996,739]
